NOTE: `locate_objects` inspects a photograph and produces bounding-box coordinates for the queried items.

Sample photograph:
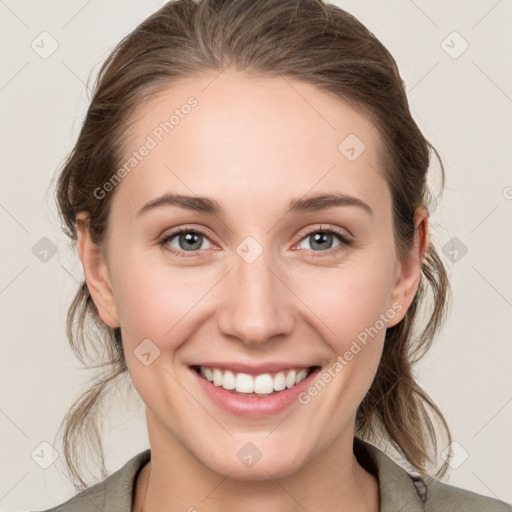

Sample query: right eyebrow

[136,193,222,217]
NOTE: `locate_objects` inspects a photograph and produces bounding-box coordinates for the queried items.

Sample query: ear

[386,206,429,328]
[76,212,120,328]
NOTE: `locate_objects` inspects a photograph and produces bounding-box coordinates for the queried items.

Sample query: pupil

[180,232,202,251]
[311,232,332,251]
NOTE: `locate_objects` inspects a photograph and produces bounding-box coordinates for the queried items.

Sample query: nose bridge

[216,242,295,346]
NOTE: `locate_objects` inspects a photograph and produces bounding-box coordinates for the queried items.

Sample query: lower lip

[189,366,321,418]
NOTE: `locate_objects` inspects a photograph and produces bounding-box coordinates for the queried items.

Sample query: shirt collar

[354,436,426,511]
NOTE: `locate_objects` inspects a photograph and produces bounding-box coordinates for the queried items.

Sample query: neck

[134,423,379,512]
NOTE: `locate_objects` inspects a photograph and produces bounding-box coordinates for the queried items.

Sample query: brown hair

[55,0,452,489]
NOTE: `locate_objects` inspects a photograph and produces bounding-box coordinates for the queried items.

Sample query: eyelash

[158,225,353,258]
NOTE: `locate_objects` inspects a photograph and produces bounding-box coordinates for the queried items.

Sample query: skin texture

[76,70,428,512]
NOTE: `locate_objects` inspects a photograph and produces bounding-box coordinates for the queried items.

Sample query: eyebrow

[136,192,373,218]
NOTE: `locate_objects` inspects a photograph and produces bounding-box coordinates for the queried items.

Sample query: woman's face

[79,69,425,480]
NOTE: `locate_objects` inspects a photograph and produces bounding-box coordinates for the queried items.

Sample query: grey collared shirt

[34,437,512,511]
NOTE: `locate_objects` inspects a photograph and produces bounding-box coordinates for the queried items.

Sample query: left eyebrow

[135,192,373,218]
[287,192,374,217]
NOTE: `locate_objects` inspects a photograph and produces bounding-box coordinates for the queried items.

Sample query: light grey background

[1,0,511,510]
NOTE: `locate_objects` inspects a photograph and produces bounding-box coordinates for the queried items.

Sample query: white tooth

[273,371,286,391]
[200,366,310,393]
[222,370,236,390]
[254,374,274,394]
[295,368,308,385]
[235,372,254,393]
[212,368,223,386]
[285,370,296,388]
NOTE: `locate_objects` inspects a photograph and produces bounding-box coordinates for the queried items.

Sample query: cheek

[293,269,391,438]
[293,260,395,401]
[110,260,205,417]
[110,255,219,352]
[297,261,394,342]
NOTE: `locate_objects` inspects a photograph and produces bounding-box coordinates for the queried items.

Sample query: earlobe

[386,206,429,328]
[76,213,120,328]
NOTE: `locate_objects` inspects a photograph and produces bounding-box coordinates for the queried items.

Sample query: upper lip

[189,362,318,375]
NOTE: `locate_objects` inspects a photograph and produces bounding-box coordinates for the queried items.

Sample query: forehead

[113,70,389,217]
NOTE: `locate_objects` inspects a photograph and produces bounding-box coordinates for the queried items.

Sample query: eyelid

[294,224,352,244]
[158,224,218,243]
[166,227,215,244]
[291,225,354,254]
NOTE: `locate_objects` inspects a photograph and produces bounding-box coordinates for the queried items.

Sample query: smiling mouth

[190,365,321,397]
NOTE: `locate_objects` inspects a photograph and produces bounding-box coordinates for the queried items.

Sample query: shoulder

[424,477,512,512]
[354,437,511,512]
[31,448,151,512]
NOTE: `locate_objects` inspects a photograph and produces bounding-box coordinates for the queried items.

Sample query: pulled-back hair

[55,0,452,489]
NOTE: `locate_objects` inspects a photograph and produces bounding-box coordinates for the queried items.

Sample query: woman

[36,0,511,510]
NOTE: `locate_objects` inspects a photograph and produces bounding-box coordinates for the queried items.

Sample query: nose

[216,248,296,348]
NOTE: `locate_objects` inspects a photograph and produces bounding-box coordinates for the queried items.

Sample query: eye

[295,226,353,254]
[159,227,214,257]
[158,224,353,258]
